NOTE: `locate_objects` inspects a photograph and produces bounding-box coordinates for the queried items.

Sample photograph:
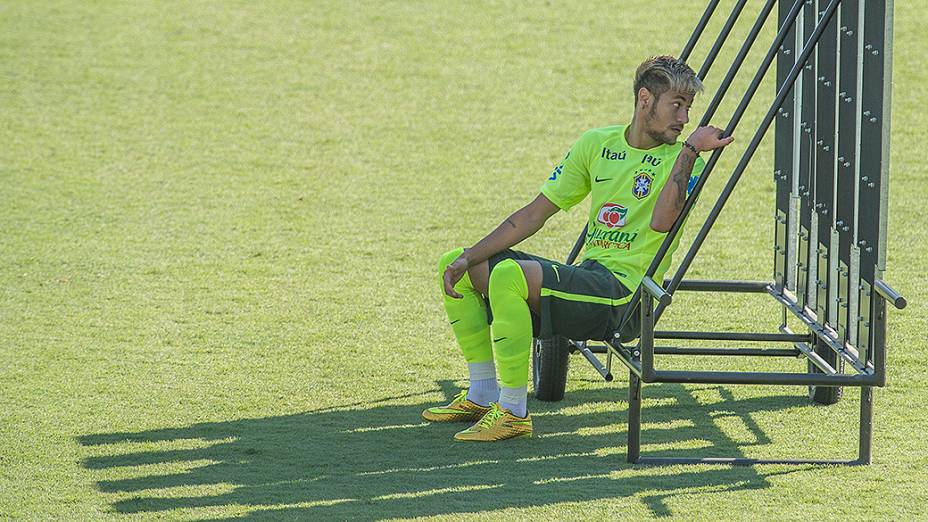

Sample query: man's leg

[455,259,541,441]
[423,249,497,423]
[487,259,540,418]
[452,258,506,404]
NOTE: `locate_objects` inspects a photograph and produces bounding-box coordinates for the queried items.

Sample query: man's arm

[443,193,561,298]
[651,125,734,232]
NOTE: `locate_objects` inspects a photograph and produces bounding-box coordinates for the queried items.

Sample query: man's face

[640,89,694,145]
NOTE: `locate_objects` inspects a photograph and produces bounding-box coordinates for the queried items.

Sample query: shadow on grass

[79,381,809,519]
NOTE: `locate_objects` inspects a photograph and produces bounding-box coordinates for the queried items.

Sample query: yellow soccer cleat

[422,390,491,423]
[453,403,533,441]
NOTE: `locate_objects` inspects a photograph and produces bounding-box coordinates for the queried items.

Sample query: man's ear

[637,87,653,109]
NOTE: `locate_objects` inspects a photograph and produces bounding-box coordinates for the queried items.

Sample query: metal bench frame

[554,0,906,465]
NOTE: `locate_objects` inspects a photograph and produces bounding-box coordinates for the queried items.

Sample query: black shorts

[487,249,640,342]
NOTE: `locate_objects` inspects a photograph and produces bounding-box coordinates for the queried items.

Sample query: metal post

[871,285,888,385]
[680,0,722,62]
[858,386,873,464]
[697,0,749,80]
[640,287,655,380]
[627,372,642,463]
[565,224,587,265]
[813,0,840,326]
[773,0,798,293]
[835,0,862,344]
[797,0,817,310]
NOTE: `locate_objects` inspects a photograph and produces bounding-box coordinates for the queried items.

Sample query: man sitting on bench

[426,55,735,441]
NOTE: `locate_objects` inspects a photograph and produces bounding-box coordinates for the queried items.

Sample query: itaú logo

[597,203,628,229]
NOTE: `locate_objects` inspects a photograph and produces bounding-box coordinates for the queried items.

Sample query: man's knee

[487,259,543,314]
[488,259,528,299]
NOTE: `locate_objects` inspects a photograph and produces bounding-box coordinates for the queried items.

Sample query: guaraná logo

[597,203,628,229]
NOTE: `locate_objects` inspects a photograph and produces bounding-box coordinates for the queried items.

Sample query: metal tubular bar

[699,0,779,122]
[857,285,872,372]
[642,276,672,307]
[873,279,907,309]
[640,289,655,377]
[833,0,861,344]
[565,224,587,265]
[584,345,800,357]
[871,288,887,386]
[875,0,894,276]
[795,0,816,312]
[654,330,810,342]
[577,342,614,382]
[812,1,840,325]
[794,341,838,374]
[627,373,642,463]
[616,0,806,334]
[651,368,876,386]
[606,343,613,375]
[859,386,873,464]
[656,0,842,323]
[857,0,891,284]
[697,0,749,80]
[773,0,798,294]
[605,340,643,377]
[797,0,817,312]
[651,347,800,357]
[680,0,722,62]
[668,279,772,292]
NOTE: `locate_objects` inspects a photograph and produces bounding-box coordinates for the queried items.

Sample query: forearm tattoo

[670,153,696,210]
[504,217,517,228]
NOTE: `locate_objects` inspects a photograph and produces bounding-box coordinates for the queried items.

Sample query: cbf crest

[632,172,653,199]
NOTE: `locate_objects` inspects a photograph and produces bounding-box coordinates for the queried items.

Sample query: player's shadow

[79,380,809,519]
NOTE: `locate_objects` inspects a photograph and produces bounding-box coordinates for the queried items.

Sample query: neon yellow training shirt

[541,124,706,293]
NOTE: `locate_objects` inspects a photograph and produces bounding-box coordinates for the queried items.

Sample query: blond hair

[633,55,703,102]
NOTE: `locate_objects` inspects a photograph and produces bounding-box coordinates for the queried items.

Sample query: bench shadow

[79,380,811,519]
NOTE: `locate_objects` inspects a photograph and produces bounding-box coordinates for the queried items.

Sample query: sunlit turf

[1,0,925,519]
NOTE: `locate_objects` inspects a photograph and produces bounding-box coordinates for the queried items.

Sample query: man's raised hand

[686,125,734,152]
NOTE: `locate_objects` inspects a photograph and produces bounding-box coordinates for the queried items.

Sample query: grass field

[1,0,926,519]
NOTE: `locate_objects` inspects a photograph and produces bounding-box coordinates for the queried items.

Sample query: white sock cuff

[468,361,497,381]
[498,385,528,405]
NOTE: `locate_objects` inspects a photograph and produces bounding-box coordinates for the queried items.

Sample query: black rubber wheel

[808,337,843,405]
[532,336,570,402]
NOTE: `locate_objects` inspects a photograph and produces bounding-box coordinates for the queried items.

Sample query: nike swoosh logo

[493,337,507,343]
[432,407,469,414]
[594,176,612,183]
[450,319,460,325]
[552,264,561,282]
